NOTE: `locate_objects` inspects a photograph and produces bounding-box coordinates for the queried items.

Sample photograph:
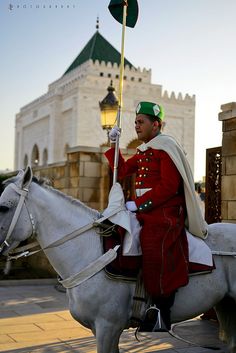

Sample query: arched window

[23,154,28,168]
[43,148,48,165]
[31,144,39,166]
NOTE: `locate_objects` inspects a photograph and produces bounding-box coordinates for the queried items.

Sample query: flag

[108,0,139,28]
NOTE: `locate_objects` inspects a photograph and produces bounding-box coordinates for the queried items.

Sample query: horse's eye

[0,206,9,213]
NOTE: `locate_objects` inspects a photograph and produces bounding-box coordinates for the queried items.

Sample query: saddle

[102,224,215,283]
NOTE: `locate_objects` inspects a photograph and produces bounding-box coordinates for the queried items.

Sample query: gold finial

[96,16,99,31]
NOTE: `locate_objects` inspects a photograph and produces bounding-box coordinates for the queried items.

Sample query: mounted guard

[105,0,210,332]
[105,101,209,331]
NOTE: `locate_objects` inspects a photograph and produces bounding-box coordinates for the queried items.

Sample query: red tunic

[105,147,189,297]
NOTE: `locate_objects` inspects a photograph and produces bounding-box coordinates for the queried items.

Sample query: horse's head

[0,166,34,256]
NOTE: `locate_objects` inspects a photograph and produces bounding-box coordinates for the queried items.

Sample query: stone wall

[33,146,110,211]
[219,102,236,223]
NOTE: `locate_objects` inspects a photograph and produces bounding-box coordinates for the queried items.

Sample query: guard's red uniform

[105,147,189,297]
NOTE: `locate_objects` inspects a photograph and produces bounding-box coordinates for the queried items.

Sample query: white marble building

[15,29,195,171]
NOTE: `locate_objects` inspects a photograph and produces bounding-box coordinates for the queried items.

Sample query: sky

[0,0,236,180]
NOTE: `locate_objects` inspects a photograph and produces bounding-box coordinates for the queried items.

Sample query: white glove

[109,126,121,142]
[125,201,137,212]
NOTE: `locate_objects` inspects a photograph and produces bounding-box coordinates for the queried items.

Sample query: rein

[168,321,220,351]
[8,208,124,260]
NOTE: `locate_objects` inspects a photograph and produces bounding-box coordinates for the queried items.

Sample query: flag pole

[113,1,127,185]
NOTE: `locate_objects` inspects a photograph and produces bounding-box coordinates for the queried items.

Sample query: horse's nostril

[0,206,10,212]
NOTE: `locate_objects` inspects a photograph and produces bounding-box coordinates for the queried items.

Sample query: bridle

[0,182,36,253]
[0,181,124,260]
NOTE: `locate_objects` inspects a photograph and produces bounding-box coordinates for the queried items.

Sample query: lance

[108,0,138,185]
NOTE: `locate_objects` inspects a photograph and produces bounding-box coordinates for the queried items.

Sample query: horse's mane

[33,177,100,219]
[5,175,100,219]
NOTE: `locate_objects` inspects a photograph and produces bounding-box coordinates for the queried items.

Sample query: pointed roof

[63,31,135,76]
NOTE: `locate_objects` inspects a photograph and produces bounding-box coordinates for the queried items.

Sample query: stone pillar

[48,95,61,164]
[218,102,236,223]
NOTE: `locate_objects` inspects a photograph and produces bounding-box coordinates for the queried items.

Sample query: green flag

[108,0,139,28]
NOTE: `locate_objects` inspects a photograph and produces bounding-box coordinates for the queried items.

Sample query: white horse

[0,166,236,353]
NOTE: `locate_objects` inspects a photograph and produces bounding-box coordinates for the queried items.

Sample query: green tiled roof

[63,31,135,76]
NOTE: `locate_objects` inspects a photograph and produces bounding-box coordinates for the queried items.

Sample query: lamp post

[99,81,119,144]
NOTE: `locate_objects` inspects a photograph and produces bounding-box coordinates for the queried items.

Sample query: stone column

[14,116,23,169]
[218,102,236,223]
[48,95,61,164]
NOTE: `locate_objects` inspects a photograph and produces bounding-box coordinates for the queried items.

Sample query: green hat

[136,101,164,120]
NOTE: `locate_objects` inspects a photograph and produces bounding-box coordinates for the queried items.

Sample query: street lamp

[99,81,119,143]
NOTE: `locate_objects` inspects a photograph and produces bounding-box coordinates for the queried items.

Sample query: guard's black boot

[139,306,168,332]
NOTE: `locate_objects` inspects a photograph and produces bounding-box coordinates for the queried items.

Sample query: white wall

[15,59,195,172]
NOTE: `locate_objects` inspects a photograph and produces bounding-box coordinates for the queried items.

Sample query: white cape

[102,183,142,256]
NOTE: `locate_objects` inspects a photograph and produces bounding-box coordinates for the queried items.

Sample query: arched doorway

[43,148,48,166]
[23,154,28,168]
[31,144,39,166]
[64,143,69,158]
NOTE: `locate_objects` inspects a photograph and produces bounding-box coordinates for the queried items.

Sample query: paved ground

[0,280,228,353]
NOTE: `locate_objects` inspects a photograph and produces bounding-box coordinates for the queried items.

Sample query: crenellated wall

[219,102,236,223]
[15,58,196,173]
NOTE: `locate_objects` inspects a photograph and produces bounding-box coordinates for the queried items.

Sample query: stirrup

[149,306,169,332]
[152,311,169,332]
[139,306,169,333]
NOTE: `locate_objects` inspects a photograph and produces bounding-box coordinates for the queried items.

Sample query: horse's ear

[21,166,33,190]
